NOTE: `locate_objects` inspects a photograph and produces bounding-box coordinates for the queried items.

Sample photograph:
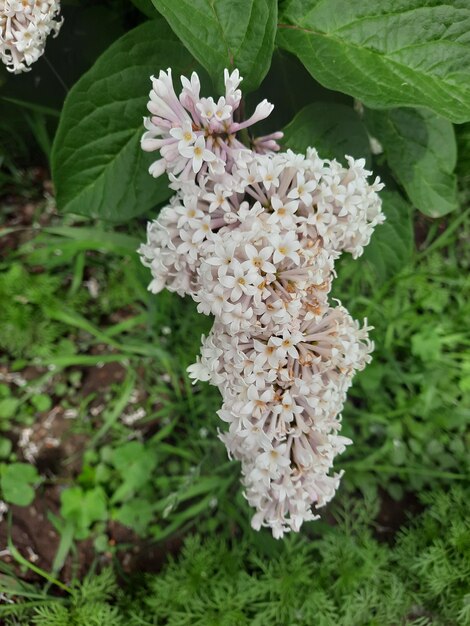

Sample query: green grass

[331,213,470,499]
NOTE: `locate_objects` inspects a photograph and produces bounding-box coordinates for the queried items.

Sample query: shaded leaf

[52,19,199,221]
[282,102,370,164]
[246,48,351,137]
[361,191,413,282]
[130,0,157,17]
[366,108,457,217]
[456,122,470,180]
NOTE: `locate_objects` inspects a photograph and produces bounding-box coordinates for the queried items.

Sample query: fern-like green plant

[0,264,83,359]
[2,488,469,626]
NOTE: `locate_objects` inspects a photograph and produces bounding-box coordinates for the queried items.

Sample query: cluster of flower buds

[141,67,282,188]
[0,0,62,73]
[139,69,385,537]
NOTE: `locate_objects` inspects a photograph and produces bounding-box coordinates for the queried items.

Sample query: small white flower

[242,244,276,274]
[214,96,232,121]
[203,240,237,277]
[180,136,216,173]
[170,121,197,153]
[270,231,301,265]
[196,97,217,120]
[203,184,232,213]
[253,339,285,369]
[287,172,317,205]
[268,196,299,228]
[256,444,291,477]
[258,160,281,190]
[269,329,304,359]
[219,260,258,301]
[190,215,213,243]
[242,385,274,418]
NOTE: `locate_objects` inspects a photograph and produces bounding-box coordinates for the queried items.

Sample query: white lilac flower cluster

[0,0,62,74]
[139,69,385,538]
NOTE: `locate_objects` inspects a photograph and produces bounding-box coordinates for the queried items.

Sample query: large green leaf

[51,19,199,221]
[366,108,457,218]
[151,0,277,93]
[277,0,470,123]
[362,191,413,282]
[282,102,371,164]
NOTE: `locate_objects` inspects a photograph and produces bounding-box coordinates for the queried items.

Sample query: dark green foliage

[38,569,123,626]
[397,488,470,624]
[282,102,371,164]
[51,18,196,221]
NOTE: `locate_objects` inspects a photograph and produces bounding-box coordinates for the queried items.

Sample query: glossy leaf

[151,0,277,93]
[52,19,198,221]
[366,108,457,217]
[277,0,470,123]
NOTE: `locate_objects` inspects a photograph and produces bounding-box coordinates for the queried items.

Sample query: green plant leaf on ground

[282,102,371,164]
[0,398,19,420]
[110,442,158,503]
[366,108,458,217]
[151,0,277,93]
[277,0,470,123]
[31,394,52,413]
[51,18,200,221]
[1,463,39,506]
[60,487,107,539]
[113,499,155,535]
[360,190,413,282]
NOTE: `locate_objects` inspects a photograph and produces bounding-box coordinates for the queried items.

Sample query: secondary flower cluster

[139,69,384,537]
[0,0,62,73]
[141,67,282,188]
